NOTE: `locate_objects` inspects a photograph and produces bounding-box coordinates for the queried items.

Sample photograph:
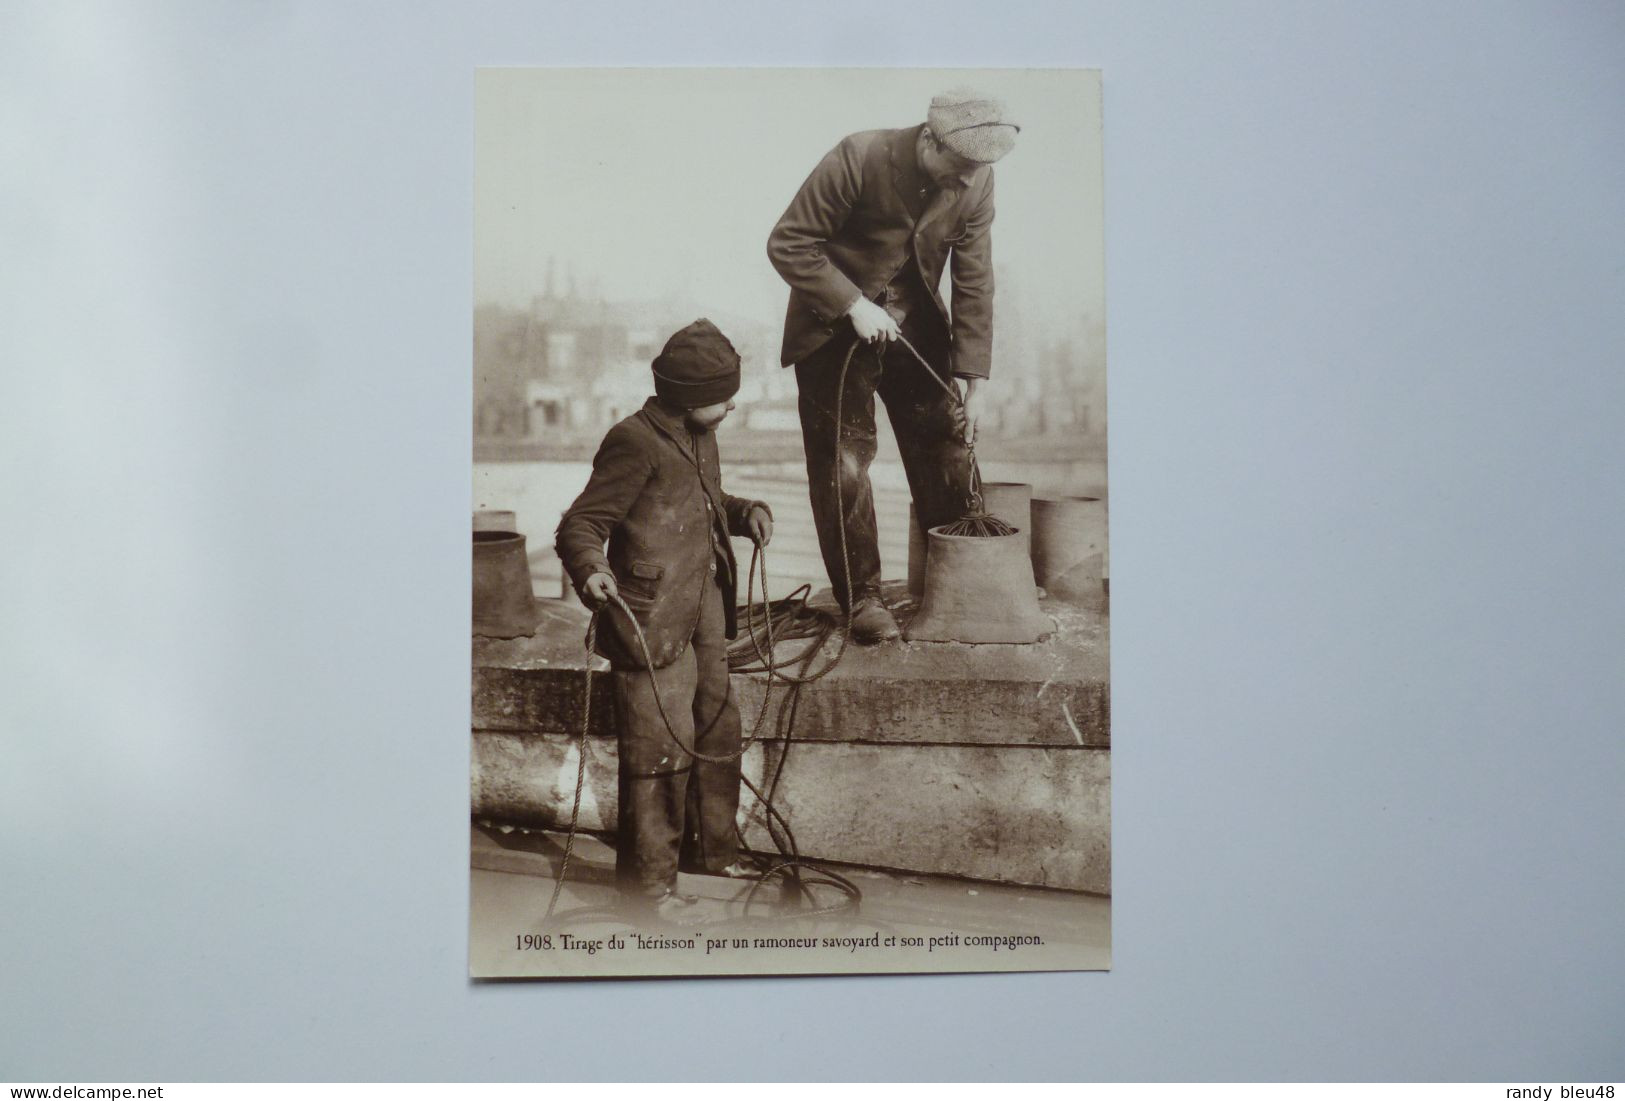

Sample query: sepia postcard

[469,67,1108,977]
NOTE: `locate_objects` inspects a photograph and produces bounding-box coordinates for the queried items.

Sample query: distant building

[475,278,791,450]
[475,263,1102,458]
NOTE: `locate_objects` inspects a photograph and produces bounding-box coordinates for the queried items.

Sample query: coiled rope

[542,332,992,925]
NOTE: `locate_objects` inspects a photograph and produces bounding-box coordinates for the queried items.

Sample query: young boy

[555,318,773,921]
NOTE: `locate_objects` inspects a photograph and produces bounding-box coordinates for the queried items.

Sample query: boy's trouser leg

[795,333,884,610]
[679,579,742,874]
[611,579,742,897]
[612,643,698,899]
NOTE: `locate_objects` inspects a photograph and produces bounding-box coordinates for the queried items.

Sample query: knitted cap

[927,88,1020,164]
[651,318,742,409]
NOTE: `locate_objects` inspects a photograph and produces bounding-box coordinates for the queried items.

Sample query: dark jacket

[555,398,768,670]
[766,124,996,379]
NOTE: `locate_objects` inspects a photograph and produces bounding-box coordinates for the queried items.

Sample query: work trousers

[610,577,741,899]
[795,320,978,609]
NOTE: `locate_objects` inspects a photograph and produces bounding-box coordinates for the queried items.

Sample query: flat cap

[927,87,1020,164]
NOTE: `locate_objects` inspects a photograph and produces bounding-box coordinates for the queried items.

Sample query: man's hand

[746,505,774,548]
[583,572,618,606]
[958,377,983,444]
[847,297,901,345]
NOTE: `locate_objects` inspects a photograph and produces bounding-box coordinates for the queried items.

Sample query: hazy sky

[475,68,1104,343]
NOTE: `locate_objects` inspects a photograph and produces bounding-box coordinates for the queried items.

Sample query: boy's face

[684,398,735,433]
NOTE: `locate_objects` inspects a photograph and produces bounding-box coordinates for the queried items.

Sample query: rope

[891,334,1008,532]
[542,622,595,925]
[541,330,991,925]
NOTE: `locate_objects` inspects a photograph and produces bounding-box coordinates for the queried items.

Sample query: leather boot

[850,597,900,644]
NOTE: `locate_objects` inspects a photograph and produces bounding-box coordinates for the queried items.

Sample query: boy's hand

[583,572,618,606]
[747,506,774,547]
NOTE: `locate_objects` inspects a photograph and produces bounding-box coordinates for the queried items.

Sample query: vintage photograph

[469,68,1108,977]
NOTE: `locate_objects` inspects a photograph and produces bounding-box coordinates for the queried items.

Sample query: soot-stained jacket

[555,398,769,670]
[766,124,996,379]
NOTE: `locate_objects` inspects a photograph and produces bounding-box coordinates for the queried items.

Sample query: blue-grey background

[2,0,1622,1082]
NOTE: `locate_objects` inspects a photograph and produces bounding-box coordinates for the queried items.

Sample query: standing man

[555,319,773,921]
[767,88,1019,642]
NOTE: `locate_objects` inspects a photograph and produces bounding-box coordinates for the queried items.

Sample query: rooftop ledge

[472,580,1110,893]
[473,580,1109,748]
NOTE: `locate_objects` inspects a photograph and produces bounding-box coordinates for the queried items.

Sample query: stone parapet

[472,584,1110,893]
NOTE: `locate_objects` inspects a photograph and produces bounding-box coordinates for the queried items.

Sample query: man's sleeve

[766,137,866,325]
[949,170,996,380]
[554,424,652,597]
